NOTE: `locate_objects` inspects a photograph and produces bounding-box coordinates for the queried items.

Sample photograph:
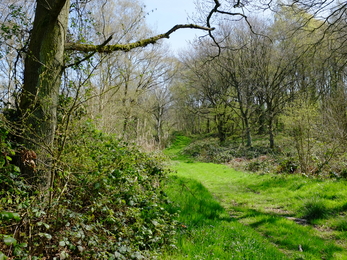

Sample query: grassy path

[162,167,288,259]
[163,159,347,259]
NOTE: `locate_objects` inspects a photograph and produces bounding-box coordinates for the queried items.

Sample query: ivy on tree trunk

[20,0,70,190]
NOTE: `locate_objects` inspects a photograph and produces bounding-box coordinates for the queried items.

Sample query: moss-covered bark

[65,24,212,53]
[20,0,70,189]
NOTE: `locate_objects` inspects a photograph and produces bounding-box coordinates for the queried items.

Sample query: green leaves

[0,252,7,260]
[0,4,30,42]
[0,120,174,258]
[3,236,16,246]
[38,233,52,240]
[0,234,27,257]
[0,211,20,221]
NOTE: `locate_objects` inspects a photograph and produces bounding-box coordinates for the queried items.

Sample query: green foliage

[0,4,30,40]
[276,157,299,174]
[0,121,176,259]
[0,252,7,260]
[280,98,347,176]
[0,126,32,259]
[181,138,224,162]
[245,159,272,173]
[181,137,274,164]
[173,133,347,177]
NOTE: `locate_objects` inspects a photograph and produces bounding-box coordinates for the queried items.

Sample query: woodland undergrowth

[0,120,176,259]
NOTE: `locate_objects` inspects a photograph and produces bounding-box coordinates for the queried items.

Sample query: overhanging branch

[64,35,113,68]
[206,0,223,55]
[65,24,214,53]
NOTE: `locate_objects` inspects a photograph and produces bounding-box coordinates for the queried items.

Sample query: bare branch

[206,0,222,55]
[65,24,214,53]
[203,0,267,56]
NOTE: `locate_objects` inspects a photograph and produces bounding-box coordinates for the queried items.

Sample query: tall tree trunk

[20,0,70,190]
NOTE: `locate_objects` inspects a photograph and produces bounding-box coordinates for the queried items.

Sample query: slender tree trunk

[206,118,210,133]
[268,116,275,149]
[215,113,227,144]
[244,117,252,147]
[20,0,70,190]
[239,103,252,147]
[122,83,130,139]
[256,104,266,135]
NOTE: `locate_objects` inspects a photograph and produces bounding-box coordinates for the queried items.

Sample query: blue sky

[142,1,273,53]
[143,0,207,52]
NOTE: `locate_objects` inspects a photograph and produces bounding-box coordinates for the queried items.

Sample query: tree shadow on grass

[165,175,344,259]
[230,207,343,260]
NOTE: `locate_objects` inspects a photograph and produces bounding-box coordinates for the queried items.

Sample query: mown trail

[169,160,347,260]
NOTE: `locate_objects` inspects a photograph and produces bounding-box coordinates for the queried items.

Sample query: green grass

[164,135,192,161]
[161,176,288,259]
[168,161,347,259]
[161,135,347,259]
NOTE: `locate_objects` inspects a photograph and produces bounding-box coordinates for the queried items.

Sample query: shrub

[181,139,224,162]
[181,137,277,165]
[277,158,299,174]
[0,121,177,259]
